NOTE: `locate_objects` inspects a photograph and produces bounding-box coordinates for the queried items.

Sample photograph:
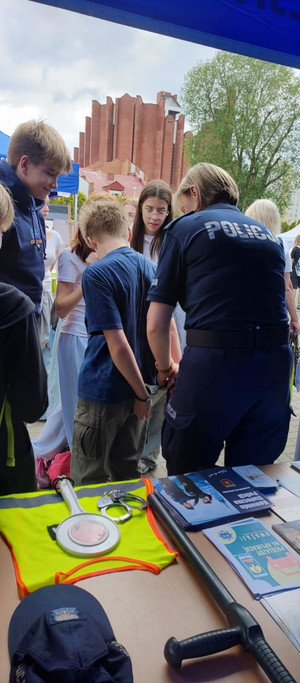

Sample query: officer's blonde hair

[0,184,14,233]
[245,199,281,235]
[7,120,71,174]
[176,162,239,210]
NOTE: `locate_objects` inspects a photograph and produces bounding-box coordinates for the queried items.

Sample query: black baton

[148,492,296,683]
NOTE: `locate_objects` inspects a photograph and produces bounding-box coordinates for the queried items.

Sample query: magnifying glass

[54,477,120,557]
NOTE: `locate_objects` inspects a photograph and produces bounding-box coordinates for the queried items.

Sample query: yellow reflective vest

[0,478,177,598]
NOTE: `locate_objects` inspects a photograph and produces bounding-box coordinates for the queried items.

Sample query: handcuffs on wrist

[97,489,148,523]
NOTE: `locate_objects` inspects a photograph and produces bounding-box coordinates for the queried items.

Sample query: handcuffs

[97,489,148,524]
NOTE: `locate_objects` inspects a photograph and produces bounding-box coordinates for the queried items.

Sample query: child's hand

[133,398,152,420]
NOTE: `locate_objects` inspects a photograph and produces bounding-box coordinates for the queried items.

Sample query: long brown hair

[71,226,94,263]
[131,180,173,260]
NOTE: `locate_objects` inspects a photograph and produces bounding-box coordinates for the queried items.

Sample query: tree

[182,53,300,212]
[49,191,87,220]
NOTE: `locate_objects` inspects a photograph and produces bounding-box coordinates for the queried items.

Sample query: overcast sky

[0,0,216,157]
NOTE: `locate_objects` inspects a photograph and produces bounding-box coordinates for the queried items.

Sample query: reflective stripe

[0,396,15,468]
[0,478,177,596]
[0,480,145,509]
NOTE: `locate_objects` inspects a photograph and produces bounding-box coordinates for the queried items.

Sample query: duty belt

[186,327,289,349]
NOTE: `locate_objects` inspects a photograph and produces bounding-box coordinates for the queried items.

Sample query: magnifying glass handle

[58,478,85,516]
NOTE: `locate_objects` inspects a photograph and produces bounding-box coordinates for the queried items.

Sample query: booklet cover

[232,465,278,491]
[272,520,300,554]
[203,517,300,598]
[266,486,300,522]
[278,476,300,498]
[153,468,271,530]
[261,589,300,651]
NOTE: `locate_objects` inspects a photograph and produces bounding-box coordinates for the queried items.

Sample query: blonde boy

[0,120,71,315]
[71,200,156,484]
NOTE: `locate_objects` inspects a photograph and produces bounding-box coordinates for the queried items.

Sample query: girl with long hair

[131,180,182,474]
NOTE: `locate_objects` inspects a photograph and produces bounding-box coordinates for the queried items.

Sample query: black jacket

[0,284,48,494]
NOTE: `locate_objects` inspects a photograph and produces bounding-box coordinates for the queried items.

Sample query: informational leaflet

[203,517,300,598]
[266,486,300,522]
[277,476,300,498]
[232,465,278,491]
[261,589,300,651]
[153,468,271,530]
[272,520,300,554]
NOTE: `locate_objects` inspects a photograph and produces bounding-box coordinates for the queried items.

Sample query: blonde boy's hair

[86,191,117,203]
[79,199,128,246]
[0,184,14,233]
[245,198,281,235]
[124,198,138,209]
[7,120,71,174]
[176,162,239,210]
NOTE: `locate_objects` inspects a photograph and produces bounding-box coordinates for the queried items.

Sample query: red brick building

[74,91,191,190]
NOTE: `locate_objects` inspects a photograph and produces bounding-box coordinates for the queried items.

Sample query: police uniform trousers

[162,343,292,474]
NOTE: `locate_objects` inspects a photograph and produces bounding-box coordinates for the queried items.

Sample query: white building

[284,189,300,225]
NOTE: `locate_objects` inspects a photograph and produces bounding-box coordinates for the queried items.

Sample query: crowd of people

[0,119,298,496]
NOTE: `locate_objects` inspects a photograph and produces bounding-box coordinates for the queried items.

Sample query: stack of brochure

[232,464,278,491]
[261,590,300,651]
[277,475,300,498]
[272,519,300,554]
[203,517,300,599]
[153,468,271,530]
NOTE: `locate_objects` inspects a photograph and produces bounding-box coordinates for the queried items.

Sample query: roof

[80,169,145,199]
[103,180,125,192]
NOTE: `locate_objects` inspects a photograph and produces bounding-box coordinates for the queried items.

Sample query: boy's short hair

[0,183,14,233]
[7,120,71,174]
[79,199,128,245]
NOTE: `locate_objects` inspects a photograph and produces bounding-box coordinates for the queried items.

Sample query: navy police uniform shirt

[147,203,288,331]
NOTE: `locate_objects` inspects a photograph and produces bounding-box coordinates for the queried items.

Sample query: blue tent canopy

[0,131,10,159]
[31,0,300,68]
[55,161,79,195]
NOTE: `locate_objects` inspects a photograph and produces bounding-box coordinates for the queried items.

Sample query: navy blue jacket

[0,160,46,314]
[148,204,288,331]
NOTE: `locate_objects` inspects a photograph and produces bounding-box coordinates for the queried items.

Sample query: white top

[143,234,158,264]
[57,249,88,337]
[43,230,64,293]
[279,235,292,273]
[284,248,292,273]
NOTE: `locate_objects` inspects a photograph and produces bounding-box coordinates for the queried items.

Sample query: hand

[156,363,179,388]
[290,319,300,334]
[133,398,152,420]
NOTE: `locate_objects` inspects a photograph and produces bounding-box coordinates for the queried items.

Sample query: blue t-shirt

[78,247,156,404]
[147,204,288,331]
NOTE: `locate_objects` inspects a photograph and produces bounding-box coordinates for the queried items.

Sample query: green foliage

[49,191,87,219]
[281,220,300,233]
[182,53,300,212]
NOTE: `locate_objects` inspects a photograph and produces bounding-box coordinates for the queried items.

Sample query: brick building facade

[73,91,191,190]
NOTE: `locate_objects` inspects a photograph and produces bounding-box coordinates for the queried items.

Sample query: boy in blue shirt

[71,199,157,484]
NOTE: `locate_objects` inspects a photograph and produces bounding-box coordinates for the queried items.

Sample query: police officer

[147,162,292,474]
